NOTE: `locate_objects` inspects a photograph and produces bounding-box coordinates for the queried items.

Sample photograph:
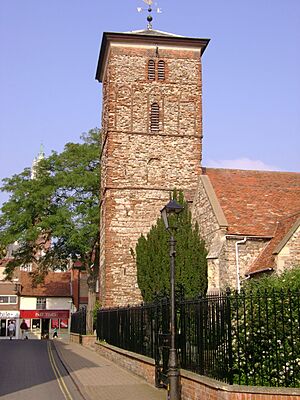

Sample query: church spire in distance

[31,144,45,180]
[137,0,162,30]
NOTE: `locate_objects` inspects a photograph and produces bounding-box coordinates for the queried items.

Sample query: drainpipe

[235,237,247,293]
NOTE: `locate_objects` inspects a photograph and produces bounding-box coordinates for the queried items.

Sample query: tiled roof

[20,271,71,297]
[247,213,300,274]
[203,168,300,237]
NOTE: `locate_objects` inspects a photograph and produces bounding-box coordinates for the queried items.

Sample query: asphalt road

[0,339,83,400]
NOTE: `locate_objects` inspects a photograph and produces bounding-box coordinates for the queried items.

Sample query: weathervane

[137,0,162,30]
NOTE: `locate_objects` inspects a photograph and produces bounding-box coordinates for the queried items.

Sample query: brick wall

[99,39,205,307]
[94,341,156,386]
[180,370,300,400]
[70,332,81,344]
[89,341,300,400]
[71,269,79,310]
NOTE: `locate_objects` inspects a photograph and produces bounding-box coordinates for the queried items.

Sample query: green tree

[0,128,101,334]
[136,191,208,302]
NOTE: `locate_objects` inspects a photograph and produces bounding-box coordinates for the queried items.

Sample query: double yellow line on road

[47,341,73,400]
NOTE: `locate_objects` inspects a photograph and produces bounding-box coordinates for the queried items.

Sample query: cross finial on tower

[137,0,162,30]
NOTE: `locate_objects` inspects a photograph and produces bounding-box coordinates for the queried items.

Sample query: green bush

[231,267,300,387]
[136,191,208,302]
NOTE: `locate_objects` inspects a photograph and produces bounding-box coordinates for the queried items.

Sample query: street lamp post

[160,199,184,400]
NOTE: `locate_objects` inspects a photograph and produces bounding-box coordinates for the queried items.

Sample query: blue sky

[0,0,299,207]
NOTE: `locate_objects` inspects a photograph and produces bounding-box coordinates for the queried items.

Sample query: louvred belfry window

[157,60,165,81]
[150,103,160,132]
[148,60,155,81]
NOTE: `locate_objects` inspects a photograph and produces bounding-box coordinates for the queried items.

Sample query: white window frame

[0,295,17,304]
[36,297,46,310]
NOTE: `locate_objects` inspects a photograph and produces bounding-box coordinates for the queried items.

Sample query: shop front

[0,310,20,339]
[20,310,70,339]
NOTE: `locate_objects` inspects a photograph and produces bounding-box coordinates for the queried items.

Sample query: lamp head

[160,199,184,230]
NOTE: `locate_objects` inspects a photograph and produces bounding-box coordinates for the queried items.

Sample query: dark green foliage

[136,191,208,302]
[245,266,300,292]
[230,267,300,387]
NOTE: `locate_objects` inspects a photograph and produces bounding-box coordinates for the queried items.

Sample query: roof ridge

[203,167,300,174]
[275,211,300,223]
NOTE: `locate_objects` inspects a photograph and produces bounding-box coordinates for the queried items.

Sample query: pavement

[53,339,166,400]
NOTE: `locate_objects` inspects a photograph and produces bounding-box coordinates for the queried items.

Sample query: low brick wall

[94,341,156,386]
[70,332,81,344]
[91,341,300,400]
[81,334,96,348]
[181,370,300,400]
[70,333,96,347]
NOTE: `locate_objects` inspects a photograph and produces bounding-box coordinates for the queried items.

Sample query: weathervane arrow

[137,0,162,30]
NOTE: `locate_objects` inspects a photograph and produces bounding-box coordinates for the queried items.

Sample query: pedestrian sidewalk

[53,339,166,400]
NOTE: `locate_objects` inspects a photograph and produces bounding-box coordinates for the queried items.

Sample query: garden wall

[88,341,300,400]
[70,332,81,344]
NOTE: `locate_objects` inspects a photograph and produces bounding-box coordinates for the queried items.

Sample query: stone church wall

[100,188,171,306]
[191,177,220,247]
[99,41,205,306]
[222,238,269,290]
[276,225,300,274]
[191,179,269,291]
[192,177,226,291]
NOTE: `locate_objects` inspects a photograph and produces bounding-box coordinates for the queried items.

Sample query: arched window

[150,103,160,132]
[157,60,165,81]
[148,60,155,81]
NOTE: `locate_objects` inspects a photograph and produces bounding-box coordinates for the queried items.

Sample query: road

[0,339,83,400]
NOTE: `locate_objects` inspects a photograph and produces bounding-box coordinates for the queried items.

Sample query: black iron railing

[71,310,86,335]
[96,302,157,359]
[96,289,300,388]
[178,292,233,383]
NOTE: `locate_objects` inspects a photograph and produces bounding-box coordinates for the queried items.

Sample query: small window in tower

[157,60,165,81]
[150,103,160,132]
[148,60,155,81]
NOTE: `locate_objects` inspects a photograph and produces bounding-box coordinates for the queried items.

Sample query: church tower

[96,29,209,307]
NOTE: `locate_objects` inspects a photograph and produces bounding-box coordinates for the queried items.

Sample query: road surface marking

[47,341,73,400]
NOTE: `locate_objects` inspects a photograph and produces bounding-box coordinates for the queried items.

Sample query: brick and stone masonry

[96,32,209,306]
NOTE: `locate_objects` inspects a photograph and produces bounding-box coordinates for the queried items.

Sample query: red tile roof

[203,168,300,236]
[20,271,71,297]
[247,213,300,274]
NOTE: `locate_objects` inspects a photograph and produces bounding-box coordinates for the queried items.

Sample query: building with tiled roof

[95,25,299,305]
[19,271,71,298]
[18,271,73,339]
[192,168,300,292]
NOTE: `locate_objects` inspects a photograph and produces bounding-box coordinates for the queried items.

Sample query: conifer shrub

[136,191,208,302]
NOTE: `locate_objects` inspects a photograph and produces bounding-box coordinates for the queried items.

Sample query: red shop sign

[20,310,70,319]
